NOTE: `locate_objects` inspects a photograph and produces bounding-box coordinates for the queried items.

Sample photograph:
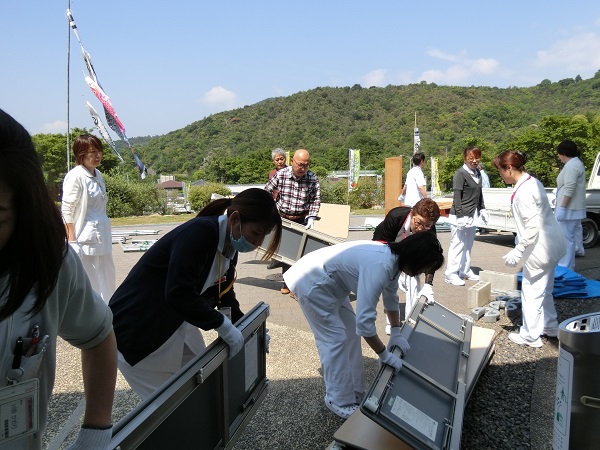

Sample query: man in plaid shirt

[265,148,321,294]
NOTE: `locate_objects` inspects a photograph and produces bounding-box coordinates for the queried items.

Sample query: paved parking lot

[45,216,600,449]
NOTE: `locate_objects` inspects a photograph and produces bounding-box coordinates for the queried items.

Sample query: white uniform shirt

[556,157,586,220]
[404,166,426,207]
[61,165,112,255]
[0,248,113,450]
[284,240,400,337]
[511,173,566,275]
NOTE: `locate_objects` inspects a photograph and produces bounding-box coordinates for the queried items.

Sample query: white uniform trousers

[575,220,585,256]
[400,273,421,319]
[297,292,365,406]
[80,253,116,303]
[557,219,578,271]
[520,259,559,341]
[445,225,477,278]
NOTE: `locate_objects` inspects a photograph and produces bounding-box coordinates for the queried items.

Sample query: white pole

[66,0,71,170]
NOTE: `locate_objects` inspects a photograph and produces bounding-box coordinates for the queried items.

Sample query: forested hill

[136,72,600,177]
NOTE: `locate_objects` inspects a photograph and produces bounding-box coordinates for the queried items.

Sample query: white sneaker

[445,275,465,286]
[461,271,479,281]
[508,332,542,348]
[324,396,358,419]
[385,324,391,335]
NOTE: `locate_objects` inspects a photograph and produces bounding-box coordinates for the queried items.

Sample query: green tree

[105,173,165,217]
[188,183,232,211]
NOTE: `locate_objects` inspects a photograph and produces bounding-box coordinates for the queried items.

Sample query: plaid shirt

[264,166,321,218]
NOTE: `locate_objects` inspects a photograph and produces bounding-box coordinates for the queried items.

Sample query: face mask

[230,220,257,253]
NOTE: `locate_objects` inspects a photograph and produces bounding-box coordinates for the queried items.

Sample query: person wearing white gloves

[284,232,444,419]
[445,146,488,286]
[372,199,441,332]
[554,139,586,271]
[110,189,282,399]
[493,151,566,348]
[61,134,116,303]
[264,148,320,294]
[0,109,117,450]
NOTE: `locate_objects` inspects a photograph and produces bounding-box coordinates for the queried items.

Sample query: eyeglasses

[292,159,310,169]
[466,157,480,163]
[412,217,432,230]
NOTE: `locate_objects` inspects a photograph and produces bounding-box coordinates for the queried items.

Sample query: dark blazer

[110,216,241,366]
[372,206,437,284]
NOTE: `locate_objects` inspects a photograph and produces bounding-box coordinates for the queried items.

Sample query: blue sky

[2,1,600,138]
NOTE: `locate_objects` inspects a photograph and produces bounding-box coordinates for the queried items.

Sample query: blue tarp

[517,266,600,299]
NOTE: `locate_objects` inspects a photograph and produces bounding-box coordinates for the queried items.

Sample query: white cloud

[426,49,467,63]
[40,120,68,133]
[534,32,600,72]
[362,69,388,87]
[420,49,501,85]
[200,86,238,110]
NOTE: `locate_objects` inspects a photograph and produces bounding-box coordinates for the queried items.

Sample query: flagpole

[66,0,71,170]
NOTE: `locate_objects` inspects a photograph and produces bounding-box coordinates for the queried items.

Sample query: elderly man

[265,148,321,294]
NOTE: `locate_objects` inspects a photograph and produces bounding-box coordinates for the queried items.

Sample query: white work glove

[66,426,112,450]
[265,328,270,353]
[398,194,405,203]
[418,283,435,304]
[387,327,410,355]
[216,317,244,359]
[377,349,403,372]
[305,216,315,229]
[455,216,469,230]
[69,241,81,256]
[554,206,567,222]
[502,245,524,267]
[480,209,489,225]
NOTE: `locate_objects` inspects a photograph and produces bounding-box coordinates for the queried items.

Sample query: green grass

[110,208,385,226]
[110,213,196,227]
[351,208,385,216]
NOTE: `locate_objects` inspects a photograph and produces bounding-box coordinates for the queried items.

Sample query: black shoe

[267,260,282,270]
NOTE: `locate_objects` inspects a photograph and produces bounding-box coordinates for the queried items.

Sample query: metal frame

[361,297,472,450]
[109,302,270,450]
[258,218,343,265]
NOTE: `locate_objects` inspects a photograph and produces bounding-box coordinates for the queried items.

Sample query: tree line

[31,72,600,216]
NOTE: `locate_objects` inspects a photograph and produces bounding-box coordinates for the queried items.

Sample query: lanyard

[400,214,412,240]
[510,175,532,205]
[217,253,237,303]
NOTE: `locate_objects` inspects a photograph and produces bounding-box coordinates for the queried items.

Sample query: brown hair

[463,146,481,160]
[73,134,103,166]
[411,198,440,223]
[493,151,527,172]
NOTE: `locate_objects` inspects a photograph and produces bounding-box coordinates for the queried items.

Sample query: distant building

[157,179,184,193]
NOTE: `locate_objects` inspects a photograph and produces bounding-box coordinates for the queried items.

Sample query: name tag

[0,379,39,444]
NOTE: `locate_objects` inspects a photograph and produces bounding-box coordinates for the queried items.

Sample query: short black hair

[389,232,444,275]
[412,152,426,166]
[556,139,579,158]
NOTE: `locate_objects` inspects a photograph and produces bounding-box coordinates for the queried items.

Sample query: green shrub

[349,177,383,210]
[104,174,165,217]
[320,177,383,210]
[188,183,232,211]
[320,178,348,205]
